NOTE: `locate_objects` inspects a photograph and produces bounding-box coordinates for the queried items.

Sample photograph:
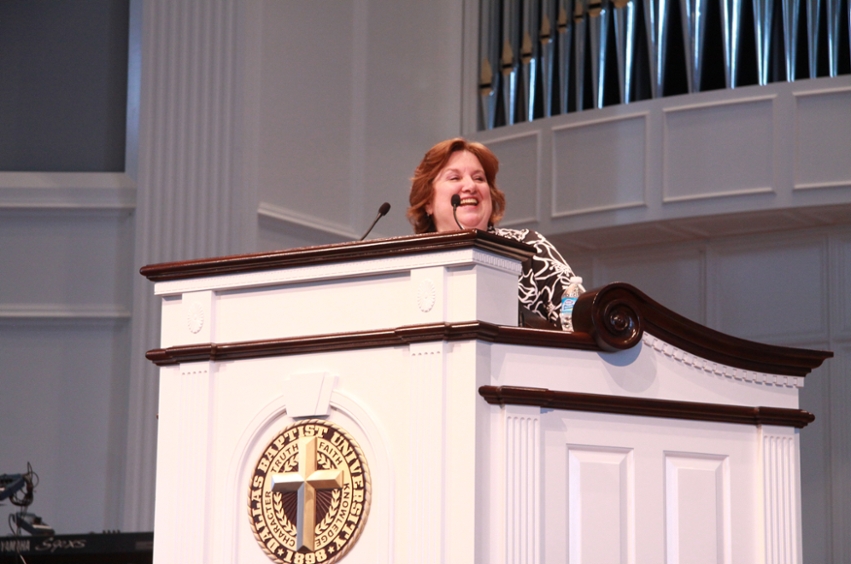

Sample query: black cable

[9,464,36,509]
[2,464,36,564]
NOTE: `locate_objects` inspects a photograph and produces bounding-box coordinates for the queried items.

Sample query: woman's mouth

[458,197,478,206]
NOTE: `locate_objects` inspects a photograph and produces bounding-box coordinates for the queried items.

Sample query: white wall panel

[828,345,851,563]
[488,132,540,224]
[794,88,851,190]
[257,202,359,242]
[708,236,827,342]
[0,210,133,308]
[592,247,705,324]
[257,214,350,252]
[831,233,851,338]
[0,208,134,535]
[472,76,851,244]
[0,323,130,534]
[664,453,730,564]
[549,222,699,256]
[552,114,647,217]
[666,209,816,239]
[256,1,355,230]
[797,358,833,564]
[255,0,466,241]
[359,0,465,238]
[663,98,774,203]
[565,253,593,290]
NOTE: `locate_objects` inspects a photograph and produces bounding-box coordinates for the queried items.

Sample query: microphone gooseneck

[359,202,391,241]
[450,194,464,230]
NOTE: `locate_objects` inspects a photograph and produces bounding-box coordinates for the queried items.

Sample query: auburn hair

[407,138,506,233]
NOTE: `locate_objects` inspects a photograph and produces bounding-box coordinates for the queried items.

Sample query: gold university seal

[249,419,371,564]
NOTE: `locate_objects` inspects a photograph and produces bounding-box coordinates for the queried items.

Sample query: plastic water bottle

[560,276,585,332]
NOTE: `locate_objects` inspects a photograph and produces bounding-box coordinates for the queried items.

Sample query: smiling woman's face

[426,150,493,231]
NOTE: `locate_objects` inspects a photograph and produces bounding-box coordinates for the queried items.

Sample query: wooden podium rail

[143,230,830,564]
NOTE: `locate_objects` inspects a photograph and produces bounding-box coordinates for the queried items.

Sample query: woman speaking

[407,138,583,331]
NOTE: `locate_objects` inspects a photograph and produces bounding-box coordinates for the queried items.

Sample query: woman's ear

[425,203,433,215]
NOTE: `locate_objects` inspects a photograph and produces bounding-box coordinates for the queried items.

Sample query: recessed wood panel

[664,453,729,564]
[212,273,409,343]
[710,237,826,342]
[663,98,774,202]
[567,446,632,563]
[794,88,851,189]
[552,115,647,217]
[487,132,539,224]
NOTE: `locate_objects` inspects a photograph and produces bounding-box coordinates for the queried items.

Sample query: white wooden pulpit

[142,230,830,564]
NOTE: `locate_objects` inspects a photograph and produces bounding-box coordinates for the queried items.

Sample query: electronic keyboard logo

[249,420,371,564]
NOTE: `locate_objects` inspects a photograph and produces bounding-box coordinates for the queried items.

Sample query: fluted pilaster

[761,428,802,564]
[407,342,447,564]
[123,0,243,530]
[504,406,541,564]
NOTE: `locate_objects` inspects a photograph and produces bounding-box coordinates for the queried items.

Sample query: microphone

[359,202,391,241]
[450,194,464,230]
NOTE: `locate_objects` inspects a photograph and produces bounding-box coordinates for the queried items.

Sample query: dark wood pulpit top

[140,229,534,282]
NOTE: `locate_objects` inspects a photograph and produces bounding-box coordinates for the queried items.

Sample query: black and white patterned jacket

[492,227,580,330]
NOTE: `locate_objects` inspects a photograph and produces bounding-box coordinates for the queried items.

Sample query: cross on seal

[270,436,344,551]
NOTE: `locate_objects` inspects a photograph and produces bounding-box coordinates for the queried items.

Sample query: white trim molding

[643,333,806,389]
[258,201,358,241]
[0,303,131,324]
[0,172,136,210]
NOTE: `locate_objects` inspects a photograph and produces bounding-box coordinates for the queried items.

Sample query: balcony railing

[478,0,851,129]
